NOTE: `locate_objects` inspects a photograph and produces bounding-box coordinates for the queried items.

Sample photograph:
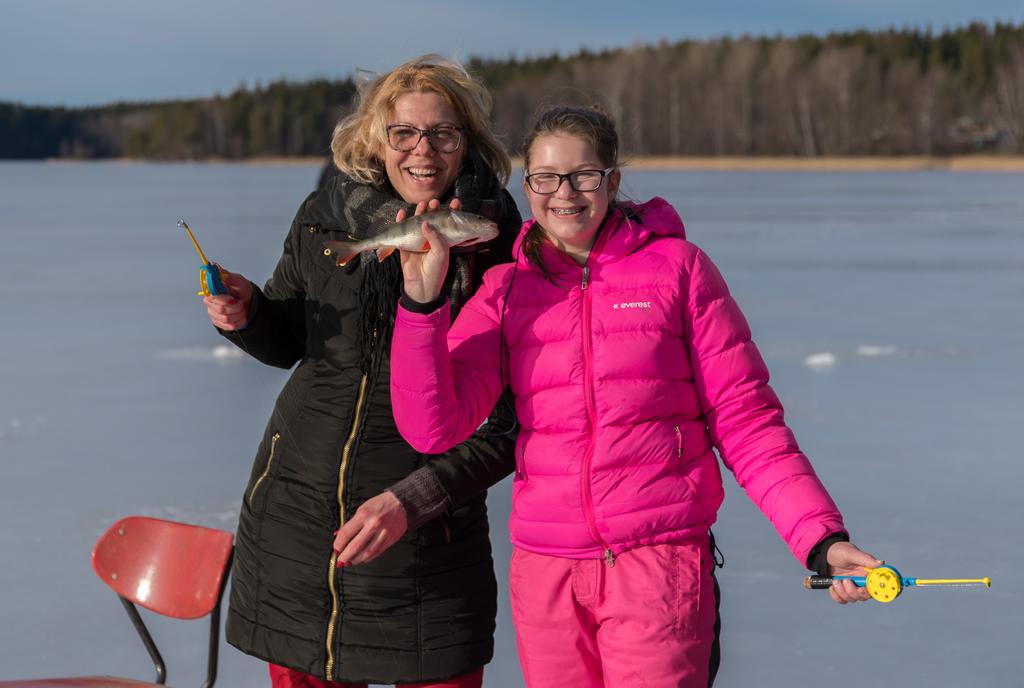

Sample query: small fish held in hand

[325,210,499,267]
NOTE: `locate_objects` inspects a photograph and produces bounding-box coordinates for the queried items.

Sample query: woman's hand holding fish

[398,199,458,304]
[203,266,254,331]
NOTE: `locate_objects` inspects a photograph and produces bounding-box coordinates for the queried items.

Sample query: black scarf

[321,150,520,372]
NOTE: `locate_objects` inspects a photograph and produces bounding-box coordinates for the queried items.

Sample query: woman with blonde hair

[201,55,521,688]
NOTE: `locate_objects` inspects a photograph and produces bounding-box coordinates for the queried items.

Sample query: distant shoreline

[38,154,1024,172]
[621,155,1024,172]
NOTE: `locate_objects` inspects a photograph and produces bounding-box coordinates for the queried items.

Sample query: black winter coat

[221,176,520,683]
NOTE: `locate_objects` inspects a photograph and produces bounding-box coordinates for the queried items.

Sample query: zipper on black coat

[325,320,384,680]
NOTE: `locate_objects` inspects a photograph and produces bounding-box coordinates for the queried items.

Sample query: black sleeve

[427,389,517,506]
[387,393,516,532]
[806,531,851,576]
[399,288,447,315]
[387,465,452,532]
[388,391,517,532]
[218,200,312,369]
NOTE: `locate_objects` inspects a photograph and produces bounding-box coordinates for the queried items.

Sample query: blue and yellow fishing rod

[178,219,229,297]
[804,564,991,603]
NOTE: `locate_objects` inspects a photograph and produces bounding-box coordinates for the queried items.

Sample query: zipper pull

[581,266,590,290]
[604,547,615,568]
[514,445,527,481]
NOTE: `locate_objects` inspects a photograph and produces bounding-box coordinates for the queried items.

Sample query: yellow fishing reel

[861,566,903,602]
[804,564,991,603]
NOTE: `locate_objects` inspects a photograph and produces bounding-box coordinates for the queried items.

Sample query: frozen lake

[0,161,1021,686]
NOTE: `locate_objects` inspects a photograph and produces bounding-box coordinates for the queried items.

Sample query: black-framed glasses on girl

[524,168,615,194]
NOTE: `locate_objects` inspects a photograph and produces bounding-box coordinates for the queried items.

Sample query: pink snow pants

[509,534,718,688]
[268,664,483,688]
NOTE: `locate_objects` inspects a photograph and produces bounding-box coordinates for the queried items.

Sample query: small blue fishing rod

[804,564,991,603]
[178,219,229,296]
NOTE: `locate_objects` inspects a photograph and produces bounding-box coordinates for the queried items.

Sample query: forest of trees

[0,79,356,159]
[2,22,1023,159]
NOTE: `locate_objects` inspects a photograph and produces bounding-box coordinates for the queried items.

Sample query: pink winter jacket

[391,197,845,564]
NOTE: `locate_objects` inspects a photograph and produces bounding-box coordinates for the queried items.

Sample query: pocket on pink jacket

[670,539,704,640]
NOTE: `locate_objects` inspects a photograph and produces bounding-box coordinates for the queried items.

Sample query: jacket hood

[512,196,686,272]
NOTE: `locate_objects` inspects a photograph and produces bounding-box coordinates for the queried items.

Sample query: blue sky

[2,0,1022,107]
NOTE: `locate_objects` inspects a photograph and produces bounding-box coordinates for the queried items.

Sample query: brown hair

[520,106,620,280]
[331,54,511,187]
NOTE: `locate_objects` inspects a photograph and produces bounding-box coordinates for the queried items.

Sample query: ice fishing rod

[179,219,229,296]
[804,564,991,603]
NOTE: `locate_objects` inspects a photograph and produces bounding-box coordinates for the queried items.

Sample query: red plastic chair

[0,516,234,688]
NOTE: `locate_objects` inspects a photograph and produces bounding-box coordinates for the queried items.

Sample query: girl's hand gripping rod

[804,564,991,603]
[179,219,229,296]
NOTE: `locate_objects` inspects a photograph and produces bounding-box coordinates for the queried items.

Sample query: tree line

[0,79,356,159]
[2,22,1023,160]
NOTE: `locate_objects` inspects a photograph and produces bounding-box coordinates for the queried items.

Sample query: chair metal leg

[119,595,167,685]
[202,547,232,688]
[202,597,221,688]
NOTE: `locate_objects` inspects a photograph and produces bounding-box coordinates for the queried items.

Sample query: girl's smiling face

[383,91,465,204]
[525,133,619,263]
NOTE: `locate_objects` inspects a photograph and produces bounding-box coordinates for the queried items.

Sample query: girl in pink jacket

[390,107,879,687]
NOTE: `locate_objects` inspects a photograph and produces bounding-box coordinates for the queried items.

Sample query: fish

[323,210,499,267]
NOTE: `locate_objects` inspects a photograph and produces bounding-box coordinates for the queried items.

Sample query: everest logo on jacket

[613,301,652,310]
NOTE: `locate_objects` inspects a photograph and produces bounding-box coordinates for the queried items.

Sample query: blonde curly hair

[331,55,510,187]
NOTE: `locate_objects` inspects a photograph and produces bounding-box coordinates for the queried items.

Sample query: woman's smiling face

[525,133,619,262]
[383,91,466,204]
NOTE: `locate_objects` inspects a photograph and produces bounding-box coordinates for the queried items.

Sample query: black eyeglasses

[385,125,465,153]
[524,168,614,194]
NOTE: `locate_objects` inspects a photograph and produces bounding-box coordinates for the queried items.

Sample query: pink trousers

[268,664,483,688]
[509,535,719,688]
